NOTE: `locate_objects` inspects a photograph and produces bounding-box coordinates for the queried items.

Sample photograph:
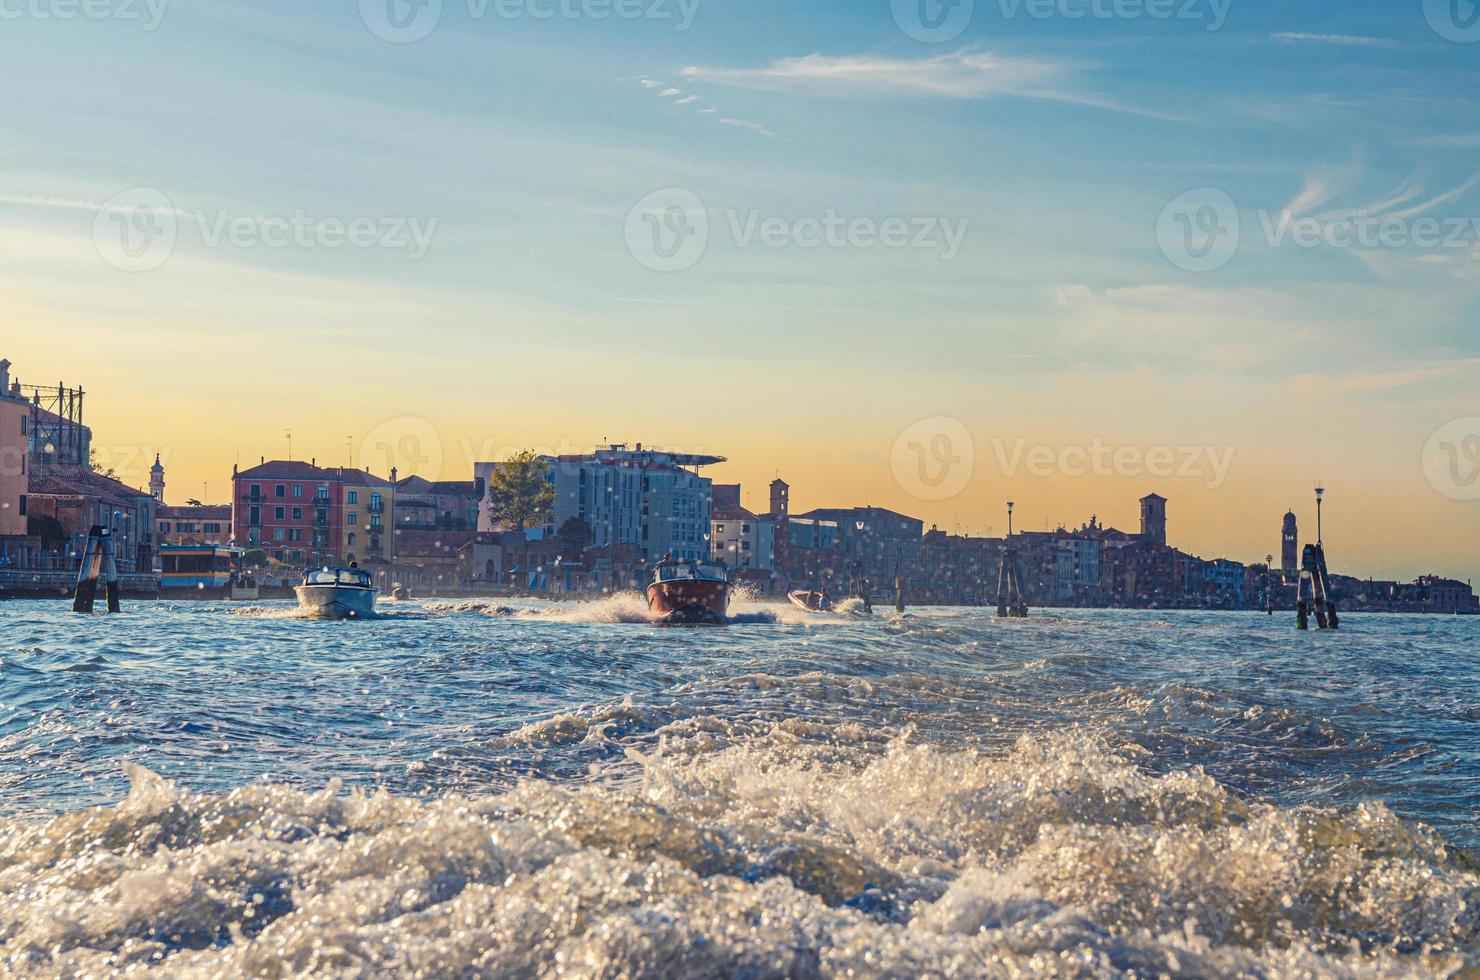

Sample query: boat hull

[646,579,730,625]
[294,584,377,620]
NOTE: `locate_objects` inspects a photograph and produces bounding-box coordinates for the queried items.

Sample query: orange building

[0,359,29,540]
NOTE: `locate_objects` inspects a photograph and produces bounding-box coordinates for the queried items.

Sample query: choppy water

[1,596,1477,977]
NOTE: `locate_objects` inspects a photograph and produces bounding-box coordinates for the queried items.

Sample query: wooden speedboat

[788,590,831,613]
[294,566,377,620]
[646,559,731,625]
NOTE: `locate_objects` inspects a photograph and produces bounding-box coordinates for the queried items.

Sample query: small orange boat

[646,559,731,625]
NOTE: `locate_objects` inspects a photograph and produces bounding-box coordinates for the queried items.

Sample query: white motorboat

[294,566,378,620]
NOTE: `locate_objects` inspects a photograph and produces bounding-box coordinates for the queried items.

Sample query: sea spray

[1,729,1474,977]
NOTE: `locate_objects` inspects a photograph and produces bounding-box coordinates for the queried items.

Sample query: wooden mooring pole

[72,525,120,614]
[996,502,1029,618]
[1295,489,1337,631]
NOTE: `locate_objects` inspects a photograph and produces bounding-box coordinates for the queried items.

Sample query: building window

[274,528,285,541]
[348,491,358,504]
[18,495,25,517]
[160,521,171,533]
[292,507,302,520]
[275,507,285,520]
[348,512,358,526]
[293,485,304,498]
[275,484,285,498]
[348,532,357,546]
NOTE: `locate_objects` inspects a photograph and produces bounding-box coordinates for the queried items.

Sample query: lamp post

[1265,553,1274,615]
[1314,486,1325,546]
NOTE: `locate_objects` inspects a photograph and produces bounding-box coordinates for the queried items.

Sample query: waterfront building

[1203,558,1248,606]
[0,360,28,545]
[790,506,923,597]
[25,466,156,571]
[157,504,233,547]
[232,460,343,565]
[710,500,776,575]
[328,468,396,565]
[918,528,1000,604]
[479,444,720,564]
[396,474,482,532]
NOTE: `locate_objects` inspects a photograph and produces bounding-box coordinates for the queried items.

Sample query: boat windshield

[654,561,729,583]
[305,568,373,587]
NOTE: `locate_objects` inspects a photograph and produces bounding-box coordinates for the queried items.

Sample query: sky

[2,0,1478,581]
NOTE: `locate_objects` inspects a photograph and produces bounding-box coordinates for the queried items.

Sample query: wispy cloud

[681,49,1066,99]
[631,78,772,139]
[679,49,1188,121]
[718,117,775,138]
[1287,359,1480,398]
[1271,32,1396,48]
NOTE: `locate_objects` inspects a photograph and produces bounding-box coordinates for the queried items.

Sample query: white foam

[2,728,1472,977]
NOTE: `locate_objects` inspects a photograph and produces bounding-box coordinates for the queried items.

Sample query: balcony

[368,501,384,514]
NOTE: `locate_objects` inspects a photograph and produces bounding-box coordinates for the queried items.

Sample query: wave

[2,726,1474,977]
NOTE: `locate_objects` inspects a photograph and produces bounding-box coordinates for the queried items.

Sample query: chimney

[391,466,398,482]
[0,359,9,394]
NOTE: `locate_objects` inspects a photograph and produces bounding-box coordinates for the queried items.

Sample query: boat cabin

[303,567,375,589]
[652,559,729,584]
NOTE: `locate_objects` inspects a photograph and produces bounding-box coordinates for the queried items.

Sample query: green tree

[487,451,554,591]
[486,451,554,531]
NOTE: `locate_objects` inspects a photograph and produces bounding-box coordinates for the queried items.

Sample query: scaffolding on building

[17,381,87,468]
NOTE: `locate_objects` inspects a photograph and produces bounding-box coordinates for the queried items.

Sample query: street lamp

[1314,486,1325,545]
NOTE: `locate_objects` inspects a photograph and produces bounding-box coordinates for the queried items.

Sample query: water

[1,597,1476,976]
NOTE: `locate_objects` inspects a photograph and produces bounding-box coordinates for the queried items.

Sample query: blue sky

[2,0,1478,577]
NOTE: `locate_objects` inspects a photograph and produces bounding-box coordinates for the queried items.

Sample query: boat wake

[3,724,1475,977]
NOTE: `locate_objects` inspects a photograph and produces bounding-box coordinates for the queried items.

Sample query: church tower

[769,478,789,520]
[1139,493,1167,547]
[1281,510,1298,578]
[149,453,165,502]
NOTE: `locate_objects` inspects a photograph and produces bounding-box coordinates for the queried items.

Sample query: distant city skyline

[2,0,1477,582]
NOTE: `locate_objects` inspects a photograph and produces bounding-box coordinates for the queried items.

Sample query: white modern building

[478,444,723,563]
[711,507,775,572]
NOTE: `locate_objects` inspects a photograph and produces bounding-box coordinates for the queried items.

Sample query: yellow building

[0,359,29,539]
[328,468,396,567]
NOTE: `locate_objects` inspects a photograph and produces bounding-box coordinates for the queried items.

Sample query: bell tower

[1139,493,1167,547]
[1281,510,1298,579]
[149,453,165,502]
